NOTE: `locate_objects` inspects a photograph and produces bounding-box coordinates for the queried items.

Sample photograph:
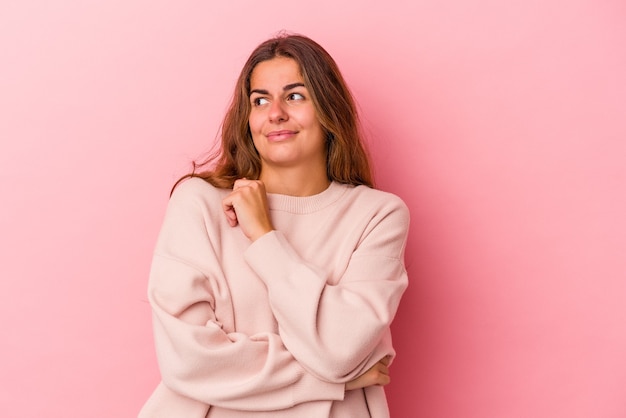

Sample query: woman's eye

[253,97,269,106]
[287,93,304,101]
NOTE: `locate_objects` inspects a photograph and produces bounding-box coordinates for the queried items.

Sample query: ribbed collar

[266,181,348,214]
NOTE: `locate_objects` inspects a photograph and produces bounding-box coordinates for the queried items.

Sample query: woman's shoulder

[347,184,409,211]
[335,184,410,227]
[173,176,228,195]
[169,176,230,207]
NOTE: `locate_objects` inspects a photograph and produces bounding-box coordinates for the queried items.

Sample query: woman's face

[248,57,326,174]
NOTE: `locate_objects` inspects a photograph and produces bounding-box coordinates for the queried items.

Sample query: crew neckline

[266,181,349,214]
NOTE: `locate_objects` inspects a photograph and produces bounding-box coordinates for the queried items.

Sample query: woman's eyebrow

[249,82,306,96]
[283,82,305,91]
[249,88,269,96]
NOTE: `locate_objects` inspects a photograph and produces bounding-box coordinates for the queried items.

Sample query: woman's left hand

[345,356,391,391]
[222,178,274,241]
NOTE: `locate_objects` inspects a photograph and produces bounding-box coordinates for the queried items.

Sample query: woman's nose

[268,100,288,123]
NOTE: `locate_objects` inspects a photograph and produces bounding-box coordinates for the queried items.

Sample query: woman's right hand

[222,178,274,242]
[345,356,391,391]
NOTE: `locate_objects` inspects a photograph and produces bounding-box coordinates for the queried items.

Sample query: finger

[222,196,239,226]
[234,178,266,194]
[379,374,391,386]
[380,355,392,366]
[371,366,390,386]
[376,363,390,376]
[233,178,254,190]
[223,206,238,226]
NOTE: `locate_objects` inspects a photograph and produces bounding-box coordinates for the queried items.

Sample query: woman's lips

[266,130,298,141]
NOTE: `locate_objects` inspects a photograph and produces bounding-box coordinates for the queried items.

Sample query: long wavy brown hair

[174,33,373,192]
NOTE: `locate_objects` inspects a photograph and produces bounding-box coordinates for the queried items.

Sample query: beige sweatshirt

[139,177,409,417]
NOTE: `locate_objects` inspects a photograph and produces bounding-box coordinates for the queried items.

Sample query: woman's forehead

[249,57,304,90]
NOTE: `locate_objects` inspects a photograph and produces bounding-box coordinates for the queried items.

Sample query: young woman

[139,34,409,418]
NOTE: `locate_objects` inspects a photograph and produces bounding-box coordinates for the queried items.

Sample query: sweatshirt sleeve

[244,192,410,383]
[148,180,344,411]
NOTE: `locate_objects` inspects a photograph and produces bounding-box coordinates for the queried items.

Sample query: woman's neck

[259,166,330,197]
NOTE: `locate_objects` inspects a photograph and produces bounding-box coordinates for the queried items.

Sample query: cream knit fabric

[139,178,409,417]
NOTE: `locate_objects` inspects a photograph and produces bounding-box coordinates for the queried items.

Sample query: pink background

[1,1,625,417]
